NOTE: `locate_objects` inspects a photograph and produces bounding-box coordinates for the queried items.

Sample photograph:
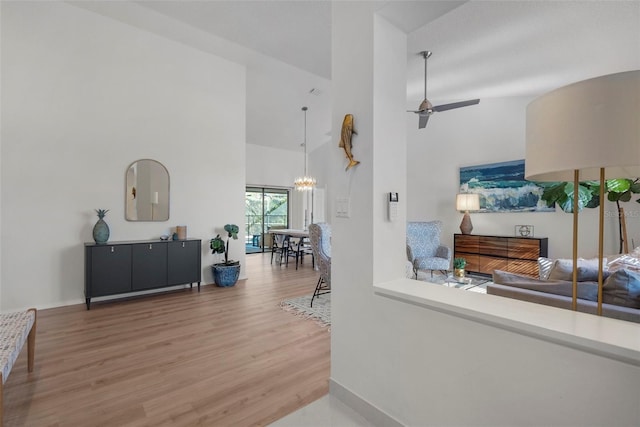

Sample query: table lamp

[526,70,640,314]
[456,193,480,234]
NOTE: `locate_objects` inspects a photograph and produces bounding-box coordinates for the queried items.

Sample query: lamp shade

[525,70,640,182]
[456,193,480,211]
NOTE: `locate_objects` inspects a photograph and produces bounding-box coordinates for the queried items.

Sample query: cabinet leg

[86,298,91,310]
[197,282,201,292]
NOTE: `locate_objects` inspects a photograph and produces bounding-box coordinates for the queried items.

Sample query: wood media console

[454,234,548,278]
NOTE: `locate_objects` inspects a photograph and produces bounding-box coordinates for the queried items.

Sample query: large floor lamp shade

[525,70,640,315]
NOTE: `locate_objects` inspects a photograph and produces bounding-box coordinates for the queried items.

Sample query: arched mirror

[125,159,170,221]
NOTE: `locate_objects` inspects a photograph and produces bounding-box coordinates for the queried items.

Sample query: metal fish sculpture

[339,114,360,171]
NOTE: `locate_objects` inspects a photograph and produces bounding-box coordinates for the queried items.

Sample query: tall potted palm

[210,224,241,287]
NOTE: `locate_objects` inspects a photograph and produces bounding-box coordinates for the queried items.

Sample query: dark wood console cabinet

[454,234,548,278]
[85,239,201,309]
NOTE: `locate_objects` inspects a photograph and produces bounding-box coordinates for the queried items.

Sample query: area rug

[280,293,331,329]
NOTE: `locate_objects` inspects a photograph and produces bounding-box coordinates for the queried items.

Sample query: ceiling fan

[408,51,480,129]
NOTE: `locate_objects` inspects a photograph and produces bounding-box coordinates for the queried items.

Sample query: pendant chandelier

[294,106,316,191]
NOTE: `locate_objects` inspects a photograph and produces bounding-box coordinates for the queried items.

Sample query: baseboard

[329,378,404,427]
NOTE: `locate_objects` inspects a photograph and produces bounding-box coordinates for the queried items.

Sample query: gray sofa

[487,269,640,323]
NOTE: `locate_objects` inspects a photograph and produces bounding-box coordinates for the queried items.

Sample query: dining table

[268,228,310,239]
[268,228,311,269]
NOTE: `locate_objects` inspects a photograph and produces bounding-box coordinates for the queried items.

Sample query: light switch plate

[336,197,350,218]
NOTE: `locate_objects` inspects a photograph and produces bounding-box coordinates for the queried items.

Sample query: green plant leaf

[556,182,592,213]
[225,224,239,239]
[585,193,600,209]
[619,190,632,202]
[607,178,632,194]
[541,183,566,207]
[210,235,225,254]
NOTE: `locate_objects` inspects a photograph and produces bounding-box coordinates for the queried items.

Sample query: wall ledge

[374,278,640,366]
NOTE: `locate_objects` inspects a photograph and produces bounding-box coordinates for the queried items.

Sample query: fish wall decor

[339,114,360,171]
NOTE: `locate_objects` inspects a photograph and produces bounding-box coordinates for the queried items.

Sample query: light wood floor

[3,252,330,426]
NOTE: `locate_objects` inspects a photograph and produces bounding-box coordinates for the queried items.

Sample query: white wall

[330,5,640,426]
[1,1,246,311]
[330,1,410,420]
[246,143,307,229]
[364,291,640,426]
[407,96,640,259]
[0,0,3,307]
[246,143,303,189]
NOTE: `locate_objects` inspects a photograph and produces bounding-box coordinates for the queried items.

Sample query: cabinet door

[457,254,480,273]
[478,236,507,257]
[168,240,201,285]
[507,259,539,277]
[132,243,168,291]
[508,238,541,260]
[89,245,132,297]
[478,255,507,275]
[455,234,479,253]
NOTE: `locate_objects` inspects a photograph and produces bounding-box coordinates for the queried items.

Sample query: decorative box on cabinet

[85,239,201,309]
[454,234,548,278]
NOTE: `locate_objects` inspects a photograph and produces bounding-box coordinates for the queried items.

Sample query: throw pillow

[537,257,554,280]
[607,253,640,274]
[602,269,640,308]
[547,259,574,281]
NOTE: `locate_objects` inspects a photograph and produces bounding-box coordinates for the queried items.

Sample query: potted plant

[453,257,466,279]
[210,224,240,287]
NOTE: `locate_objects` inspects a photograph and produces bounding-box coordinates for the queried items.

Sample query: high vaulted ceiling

[72,1,640,153]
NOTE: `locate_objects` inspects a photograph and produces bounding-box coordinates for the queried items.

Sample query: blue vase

[212,263,240,287]
[93,210,110,244]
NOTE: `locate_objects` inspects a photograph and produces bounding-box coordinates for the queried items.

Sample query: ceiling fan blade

[418,113,429,129]
[432,99,480,112]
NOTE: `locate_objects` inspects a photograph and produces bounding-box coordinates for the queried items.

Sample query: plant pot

[212,262,240,287]
[453,268,466,279]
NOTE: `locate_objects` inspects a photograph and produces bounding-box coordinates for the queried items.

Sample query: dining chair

[309,223,331,307]
[270,233,289,265]
[285,237,302,269]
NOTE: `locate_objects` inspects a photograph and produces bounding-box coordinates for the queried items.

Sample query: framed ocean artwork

[459,159,554,213]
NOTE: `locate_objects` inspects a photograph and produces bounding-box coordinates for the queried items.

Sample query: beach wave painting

[459,159,555,213]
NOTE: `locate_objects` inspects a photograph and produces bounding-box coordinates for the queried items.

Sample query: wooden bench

[0,308,36,427]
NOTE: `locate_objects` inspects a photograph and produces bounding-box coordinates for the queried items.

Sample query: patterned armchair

[406,221,451,279]
[309,222,331,307]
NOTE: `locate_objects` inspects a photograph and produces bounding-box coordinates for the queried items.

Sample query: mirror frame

[125,159,170,222]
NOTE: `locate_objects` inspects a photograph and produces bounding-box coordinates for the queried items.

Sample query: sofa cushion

[494,270,555,286]
[492,270,599,301]
[602,269,640,308]
[548,258,606,281]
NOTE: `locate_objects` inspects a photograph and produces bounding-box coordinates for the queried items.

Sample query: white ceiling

[72,1,640,153]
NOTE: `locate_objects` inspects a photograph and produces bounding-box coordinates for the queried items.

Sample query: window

[245,187,289,254]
